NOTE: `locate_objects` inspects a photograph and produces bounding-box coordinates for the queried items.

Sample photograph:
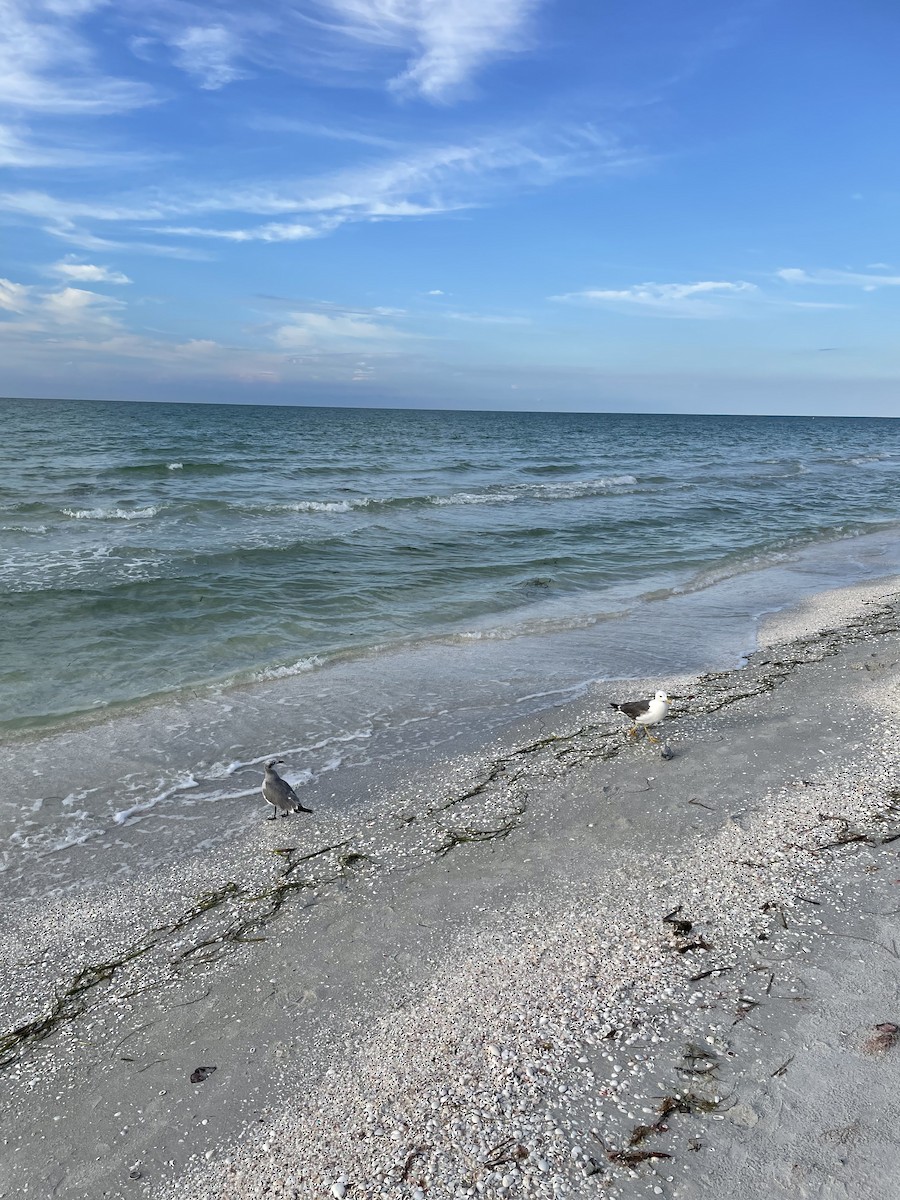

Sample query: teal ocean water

[4,398,900,732]
[3,397,900,895]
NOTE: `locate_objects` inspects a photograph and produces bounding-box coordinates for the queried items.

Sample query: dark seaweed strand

[0,943,156,1069]
[0,841,359,1070]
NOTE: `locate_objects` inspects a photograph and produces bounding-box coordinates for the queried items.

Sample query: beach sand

[2,578,900,1199]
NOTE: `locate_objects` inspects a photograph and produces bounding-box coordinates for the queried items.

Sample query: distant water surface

[3,398,900,732]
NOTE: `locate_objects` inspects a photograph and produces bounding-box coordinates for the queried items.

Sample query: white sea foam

[8,805,101,856]
[456,626,524,641]
[0,544,167,592]
[223,728,374,776]
[431,476,638,507]
[0,523,48,534]
[167,462,184,470]
[112,774,199,826]
[252,655,323,681]
[249,481,639,516]
[62,505,160,520]
[516,681,592,704]
[851,453,900,466]
[268,499,362,514]
[432,492,519,507]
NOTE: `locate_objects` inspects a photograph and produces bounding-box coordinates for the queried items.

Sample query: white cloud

[552,280,757,316]
[786,300,853,311]
[0,0,154,114]
[0,191,217,257]
[42,286,126,325]
[446,310,529,324]
[168,25,248,90]
[427,288,445,295]
[152,221,323,243]
[0,269,405,386]
[313,0,540,101]
[0,123,638,252]
[0,189,165,223]
[273,309,404,348]
[246,116,399,149]
[1,272,127,327]
[777,266,900,291]
[50,258,132,284]
[0,120,166,170]
[17,0,538,111]
[0,272,129,349]
[0,277,31,312]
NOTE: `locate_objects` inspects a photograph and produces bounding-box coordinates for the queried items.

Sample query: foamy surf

[251,656,324,681]
[113,774,200,826]
[430,475,639,506]
[62,505,160,520]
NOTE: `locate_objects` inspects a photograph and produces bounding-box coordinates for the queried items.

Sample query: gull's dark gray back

[611,699,650,720]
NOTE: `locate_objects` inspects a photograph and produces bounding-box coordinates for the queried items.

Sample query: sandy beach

[5,3,900,1195]
[3,577,900,1200]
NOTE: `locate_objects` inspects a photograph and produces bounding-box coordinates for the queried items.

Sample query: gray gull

[262,759,313,821]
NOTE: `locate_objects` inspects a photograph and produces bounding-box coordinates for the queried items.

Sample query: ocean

[2,397,900,895]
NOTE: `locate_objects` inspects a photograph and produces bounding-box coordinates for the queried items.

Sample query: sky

[0,0,898,414]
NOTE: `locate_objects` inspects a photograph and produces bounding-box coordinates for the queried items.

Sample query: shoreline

[4,532,900,905]
[4,522,900,748]
[1,575,900,1197]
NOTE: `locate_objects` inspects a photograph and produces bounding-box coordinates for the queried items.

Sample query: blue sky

[1,0,898,413]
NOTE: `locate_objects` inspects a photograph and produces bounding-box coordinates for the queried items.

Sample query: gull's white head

[655,690,668,702]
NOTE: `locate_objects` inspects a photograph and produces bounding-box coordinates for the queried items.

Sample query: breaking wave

[62,506,160,520]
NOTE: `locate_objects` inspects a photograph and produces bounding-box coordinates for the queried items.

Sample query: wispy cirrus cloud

[0,122,643,249]
[117,0,540,103]
[445,309,529,324]
[166,24,249,90]
[0,190,215,257]
[785,300,852,311]
[313,0,542,101]
[0,0,159,173]
[153,221,324,243]
[0,0,154,115]
[777,266,900,290]
[0,122,163,169]
[551,280,757,317]
[245,115,400,150]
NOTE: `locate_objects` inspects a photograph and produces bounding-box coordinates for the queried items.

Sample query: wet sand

[2,579,900,1199]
